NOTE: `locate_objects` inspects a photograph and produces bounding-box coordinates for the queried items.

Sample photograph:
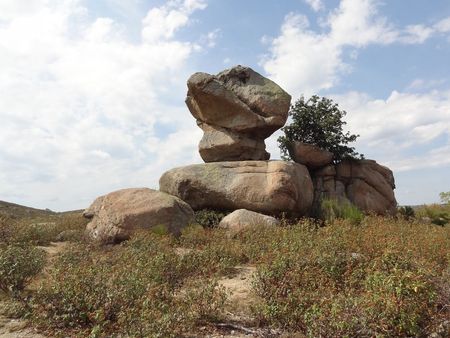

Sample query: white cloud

[261,0,448,97]
[0,0,208,210]
[142,0,206,42]
[303,0,324,12]
[262,0,398,96]
[332,90,450,171]
[401,24,434,44]
[434,16,450,33]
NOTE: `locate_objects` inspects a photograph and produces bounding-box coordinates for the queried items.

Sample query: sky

[0,0,449,211]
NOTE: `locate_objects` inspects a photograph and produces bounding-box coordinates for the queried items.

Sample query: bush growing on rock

[278,95,363,161]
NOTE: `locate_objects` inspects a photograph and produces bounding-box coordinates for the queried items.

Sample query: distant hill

[0,200,83,220]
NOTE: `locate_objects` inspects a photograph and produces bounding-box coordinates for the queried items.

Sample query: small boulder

[84,188,194,244]
[218,209,280,236]
[288,141,334,169]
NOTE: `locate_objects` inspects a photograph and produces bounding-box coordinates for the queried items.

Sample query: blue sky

[0,0,449,210]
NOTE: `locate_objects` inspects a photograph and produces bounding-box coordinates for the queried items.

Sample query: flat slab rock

[84,188,194,244]
[159,160,313,216]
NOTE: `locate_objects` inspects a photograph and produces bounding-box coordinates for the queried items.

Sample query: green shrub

[0,212,88,245]
[398,205,415,220]
[31,233,228,336]
[194,209,227,228]
[0,243,46,296]
[320,198,364,225]
[416,204,450,226]
[251,218,449,337]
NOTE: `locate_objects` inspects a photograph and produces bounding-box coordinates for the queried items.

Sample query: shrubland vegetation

[0,203,449,337]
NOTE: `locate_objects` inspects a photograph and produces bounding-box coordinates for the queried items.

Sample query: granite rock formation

[84,188,194,244]
[186,65,291,162]
[159,160,313,216]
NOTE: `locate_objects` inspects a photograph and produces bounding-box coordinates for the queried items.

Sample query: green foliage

[0,243,46,296]
[439,191,450,204]
[251,218,449,337]
[31,233,227,337]
[0,212,87,245]
[278,95,363,161]
[416,204,450,226]
[398,205,416,220]
[320,198,364,225]
[194,209,227,228]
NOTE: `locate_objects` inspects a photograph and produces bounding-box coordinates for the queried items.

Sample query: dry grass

[0,209,449,337]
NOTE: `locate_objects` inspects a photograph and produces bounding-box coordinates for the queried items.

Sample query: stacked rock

[186,65,291,162]
[287,141,397,215]
[159,66,315,217]
[83,65,398,244]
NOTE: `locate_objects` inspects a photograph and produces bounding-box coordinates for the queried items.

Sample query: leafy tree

[439,191,450,204]
[278,95,363,161]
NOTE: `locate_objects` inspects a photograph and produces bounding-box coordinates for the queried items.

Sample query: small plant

[0,243,46,296]
[194,209,227,228]
[439,191,450,204]
[398,205,415,220]
[320,198,364,225]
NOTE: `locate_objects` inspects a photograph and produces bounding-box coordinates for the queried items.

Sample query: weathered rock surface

[198,122,269,162]
[312,159,397,215]
[84,188,194,244]
[186,65,291,162]
[218,209,280,236]
[288,141,334,168]
[337,159,397,215]
[159,160,313,216]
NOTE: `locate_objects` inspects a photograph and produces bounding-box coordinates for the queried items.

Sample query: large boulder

[186,65,291,162]
[312,160,397,215]
[288,141,334,169]
[159,160,313,216]
[336,159,397,215]
[218,209,280,236]
[84,188,194,244]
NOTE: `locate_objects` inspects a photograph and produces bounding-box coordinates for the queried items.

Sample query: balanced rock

[84,188,194,244]
[288,141,334,169]
[186,65,291,162]
[218,209,280,236]
[159,160,313,216]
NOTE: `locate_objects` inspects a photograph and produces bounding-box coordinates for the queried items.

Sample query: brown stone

[198,123,269,162]
[288,141,334,169]
[186,65,291,162]
[159,160,313,216]
[84,188,194,244]
[218,209,280,236]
